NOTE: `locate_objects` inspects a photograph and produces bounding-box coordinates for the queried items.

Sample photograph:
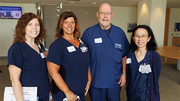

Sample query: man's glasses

[98,11,112,16]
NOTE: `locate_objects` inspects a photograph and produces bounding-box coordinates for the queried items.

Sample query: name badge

[126,58,132,64]
[40,52,46,58]
[80,46,88,53]
[94,38,102,43]
[139,64,151,74]
[67,46,76,52]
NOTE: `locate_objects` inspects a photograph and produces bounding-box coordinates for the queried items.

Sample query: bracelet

[122,72,126,74]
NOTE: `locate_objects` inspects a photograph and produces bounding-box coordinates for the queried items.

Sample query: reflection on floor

[0,57,180,101]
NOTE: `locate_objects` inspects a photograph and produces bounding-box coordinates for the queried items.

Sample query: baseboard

[0,56,8,59]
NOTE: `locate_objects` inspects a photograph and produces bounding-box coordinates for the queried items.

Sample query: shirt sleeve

[8,44,23,69]
[81,29,89,47]
[122,32,130,57]
[47,41,63,66]
[153,52,161,79]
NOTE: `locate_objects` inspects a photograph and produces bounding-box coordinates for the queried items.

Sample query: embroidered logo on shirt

[115,43,122,49]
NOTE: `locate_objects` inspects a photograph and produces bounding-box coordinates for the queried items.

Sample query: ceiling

[0,0,179,8]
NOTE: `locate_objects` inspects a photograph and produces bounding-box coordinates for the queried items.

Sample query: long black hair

[129,25,157,51]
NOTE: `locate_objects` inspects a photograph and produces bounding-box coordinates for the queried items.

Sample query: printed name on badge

[94,38,102,43]
[67,46,76,52]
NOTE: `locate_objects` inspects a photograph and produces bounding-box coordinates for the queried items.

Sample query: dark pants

[38,96,49,101]
[89,85,121,101]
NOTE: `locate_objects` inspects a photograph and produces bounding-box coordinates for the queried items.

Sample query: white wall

[150,0,166,47]
[168,8,180,46]
[43,5,98,48]
[137,0,151,25]
[43,5,58,48]
[0,3,36,57]
[111,6,137,41]
[137,0,166,47]
[43,6,137,48]
[0,4,138,56]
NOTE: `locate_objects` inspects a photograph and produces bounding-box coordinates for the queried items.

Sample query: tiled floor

[0,57,180,101]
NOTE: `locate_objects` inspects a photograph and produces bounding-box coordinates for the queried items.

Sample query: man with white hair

[82,3,129,101]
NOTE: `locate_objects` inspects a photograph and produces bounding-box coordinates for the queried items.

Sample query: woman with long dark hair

[126,25,161,101]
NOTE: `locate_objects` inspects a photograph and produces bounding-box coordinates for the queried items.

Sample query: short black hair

[129,25,157,51]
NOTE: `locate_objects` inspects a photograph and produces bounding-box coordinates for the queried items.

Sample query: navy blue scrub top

[82,24,129,88]
[126,51,152,101]
[8,42,50,100]
[47,37,90,96]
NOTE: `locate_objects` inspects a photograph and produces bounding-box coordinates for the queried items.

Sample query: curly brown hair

[55,11,80,39]
[13,12,46,44]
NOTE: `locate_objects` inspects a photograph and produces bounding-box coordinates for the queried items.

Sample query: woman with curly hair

[8,12,50,101]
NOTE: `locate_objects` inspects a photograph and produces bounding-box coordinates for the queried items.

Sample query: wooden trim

[164,8,170,46]
[172,37,180,46]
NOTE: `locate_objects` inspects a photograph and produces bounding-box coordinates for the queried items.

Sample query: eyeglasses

[98,11,112,16]
[134,35,148,39]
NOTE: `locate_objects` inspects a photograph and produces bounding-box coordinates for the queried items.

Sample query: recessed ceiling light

[92,2,96,5]
[70,1,74,4]
[84,11,89,14]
